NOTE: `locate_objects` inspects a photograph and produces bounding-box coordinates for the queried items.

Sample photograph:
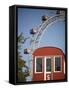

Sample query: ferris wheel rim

[35,14,65,48]
[37,19,65,48]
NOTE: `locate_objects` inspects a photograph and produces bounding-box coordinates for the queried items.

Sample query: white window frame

[64,59,65,74]
[34,55,62,74]
[54,55,62,72]
[35,56,43,73]
[45,56,52,73]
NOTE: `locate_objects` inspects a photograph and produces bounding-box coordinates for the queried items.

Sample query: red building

[32,47,65,81]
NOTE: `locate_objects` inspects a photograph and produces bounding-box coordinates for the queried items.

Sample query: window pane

[46,58,51,72]
[55,57,61,71]
[36,58,42,72]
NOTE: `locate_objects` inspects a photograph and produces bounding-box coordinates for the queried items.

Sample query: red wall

[32,47,65,81]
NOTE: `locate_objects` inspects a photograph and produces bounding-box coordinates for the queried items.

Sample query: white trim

[35,56,43,73]
[34,55,63,80]
[46,57,52,73]
[45,56,53,80]
[44,57,46,80]
[44,56,52,81]
[64,59,65,74]
[54,55,62,72]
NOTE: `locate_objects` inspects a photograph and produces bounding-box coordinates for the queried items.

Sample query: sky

[18,8,65,81]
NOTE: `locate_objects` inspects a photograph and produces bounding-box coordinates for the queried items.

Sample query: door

[44,57,53,80]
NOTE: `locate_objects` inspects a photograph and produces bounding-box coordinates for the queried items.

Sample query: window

[35,57,43,72]
[46,58,51,72]
[55,57,61,71]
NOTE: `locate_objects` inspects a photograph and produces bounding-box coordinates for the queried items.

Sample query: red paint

[32,47,65,81]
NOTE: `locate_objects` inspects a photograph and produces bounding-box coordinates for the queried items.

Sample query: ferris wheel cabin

[32,47,65,81]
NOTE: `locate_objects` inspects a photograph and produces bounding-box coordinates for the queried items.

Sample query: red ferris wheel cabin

[32,47,65,81]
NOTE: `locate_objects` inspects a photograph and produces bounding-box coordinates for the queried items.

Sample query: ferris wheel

[24,10,65,75]
[24,10,65,54]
